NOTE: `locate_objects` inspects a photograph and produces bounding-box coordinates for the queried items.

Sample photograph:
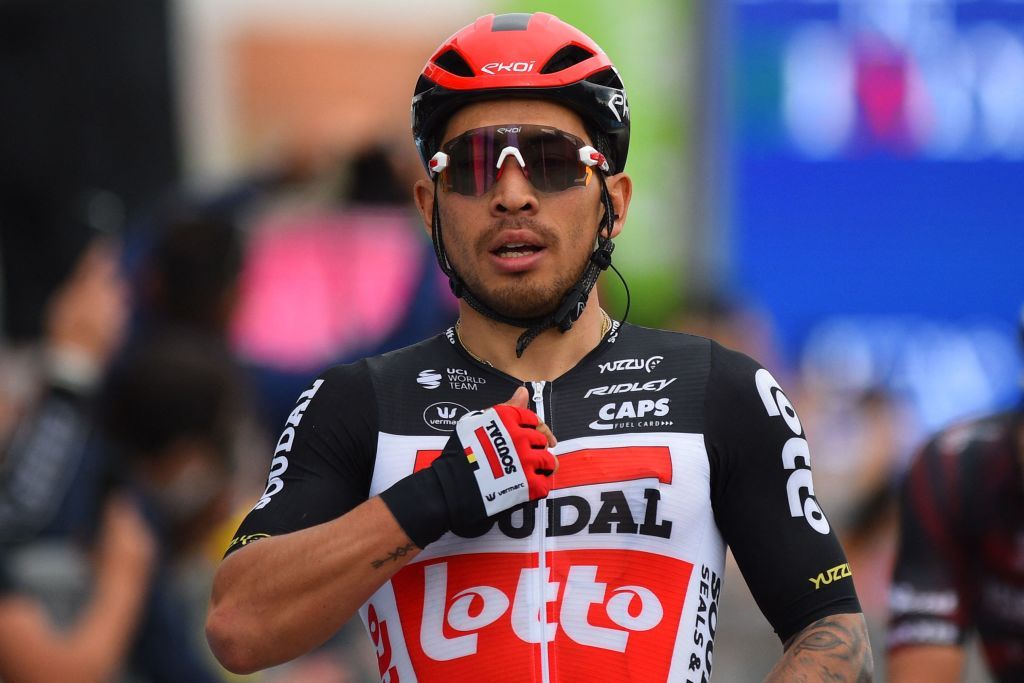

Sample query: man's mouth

[494,242,544,259]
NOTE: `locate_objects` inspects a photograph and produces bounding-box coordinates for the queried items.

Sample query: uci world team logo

[424,402,469,432]
[418,369,442,389]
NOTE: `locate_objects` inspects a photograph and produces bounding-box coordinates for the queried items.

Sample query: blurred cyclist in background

[887,307,1024,683]
[207,12,871,681]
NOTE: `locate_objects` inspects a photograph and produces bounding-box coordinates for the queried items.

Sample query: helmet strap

[430,173,617,358]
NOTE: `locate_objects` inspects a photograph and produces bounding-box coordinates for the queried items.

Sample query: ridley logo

[481,61,536,75]
[584,378,676,399]
[417,369,442,389]
[598,356,664,374]
[391,549,691,680]
[423,402,469,432]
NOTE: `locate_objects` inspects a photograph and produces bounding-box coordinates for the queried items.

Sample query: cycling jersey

[888,410,1024,683]
[229,322,860,682]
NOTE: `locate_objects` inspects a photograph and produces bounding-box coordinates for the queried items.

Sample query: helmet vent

[434,49,474,77]
[491,13,532,32]
[584,67,624,89]
[540,45,595,74]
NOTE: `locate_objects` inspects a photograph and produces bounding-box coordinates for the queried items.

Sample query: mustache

[475,216,558,251]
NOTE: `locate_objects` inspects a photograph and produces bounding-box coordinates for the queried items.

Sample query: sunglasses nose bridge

[495,145,527,172]
[490,145,538,214]
[493,145,531,186]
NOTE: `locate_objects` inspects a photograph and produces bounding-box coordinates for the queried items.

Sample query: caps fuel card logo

[589,398,672,431]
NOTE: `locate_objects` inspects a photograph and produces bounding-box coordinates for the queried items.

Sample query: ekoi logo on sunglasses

[389,549,692,680]
[481,61,536,75]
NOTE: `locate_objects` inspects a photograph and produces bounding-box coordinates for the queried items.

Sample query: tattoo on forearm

[370,542,415,569]
[768,614,874,682]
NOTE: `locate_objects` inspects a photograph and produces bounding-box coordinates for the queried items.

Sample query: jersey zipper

[530,380,551,683]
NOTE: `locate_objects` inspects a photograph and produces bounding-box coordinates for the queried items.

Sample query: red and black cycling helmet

[412,12,630,174]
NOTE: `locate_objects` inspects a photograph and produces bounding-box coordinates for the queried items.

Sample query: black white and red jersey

[229,322,860,682]
[888,410,1024,683]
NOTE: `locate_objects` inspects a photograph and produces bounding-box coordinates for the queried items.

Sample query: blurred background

[0,0,1020,681]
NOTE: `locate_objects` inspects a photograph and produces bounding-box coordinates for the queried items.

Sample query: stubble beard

[441,212,593,320]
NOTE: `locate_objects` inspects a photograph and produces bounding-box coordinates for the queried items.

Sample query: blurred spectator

[0,238,127,542]
[0,236,156,683]
[101,332,239,557]
[670,289,786,388]
[886,309,1024,683]
[98,331,242,681]
[0,234,233,682]
[136,211,244,338]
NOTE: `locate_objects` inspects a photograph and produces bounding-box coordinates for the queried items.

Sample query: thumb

[502,386,531,409]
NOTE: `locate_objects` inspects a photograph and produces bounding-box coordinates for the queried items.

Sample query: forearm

[206,496,421,674]
[765,612,874,682]
[0,580,145,683]
[63,564,151,682]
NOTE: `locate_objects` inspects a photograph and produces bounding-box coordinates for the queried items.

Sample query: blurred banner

[709,0,1024,428]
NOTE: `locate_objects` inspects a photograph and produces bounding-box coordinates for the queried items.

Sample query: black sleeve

[887,437,971,650]
[704,341,860,643]
[225,361,377,556]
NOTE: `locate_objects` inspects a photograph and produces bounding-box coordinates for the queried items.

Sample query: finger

[502,386,530,409]
[502,404,539,428]
[526,429,547,449]
[535,452,558,477]
[535,421,557,447]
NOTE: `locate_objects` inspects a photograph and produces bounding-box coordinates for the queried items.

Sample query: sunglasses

[429,124,610,196]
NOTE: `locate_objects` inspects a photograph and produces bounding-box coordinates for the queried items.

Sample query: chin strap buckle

[553,285,588,332]
[590,240,615,270]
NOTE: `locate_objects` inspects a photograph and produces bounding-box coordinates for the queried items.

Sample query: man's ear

[413,178,436,239]
[604,173,632,239]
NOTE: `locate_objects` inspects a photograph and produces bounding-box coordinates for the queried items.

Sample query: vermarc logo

[424,402,469,432]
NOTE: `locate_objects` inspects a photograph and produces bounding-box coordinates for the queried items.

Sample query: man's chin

[470,283,565,321]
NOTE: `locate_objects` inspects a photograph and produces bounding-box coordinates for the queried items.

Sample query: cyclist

[887,308,1024,682]
[206,13,872,681]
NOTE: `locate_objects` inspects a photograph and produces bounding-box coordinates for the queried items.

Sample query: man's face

[429,100,606,319]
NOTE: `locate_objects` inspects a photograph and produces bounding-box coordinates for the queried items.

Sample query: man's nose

[490,155,538,215]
